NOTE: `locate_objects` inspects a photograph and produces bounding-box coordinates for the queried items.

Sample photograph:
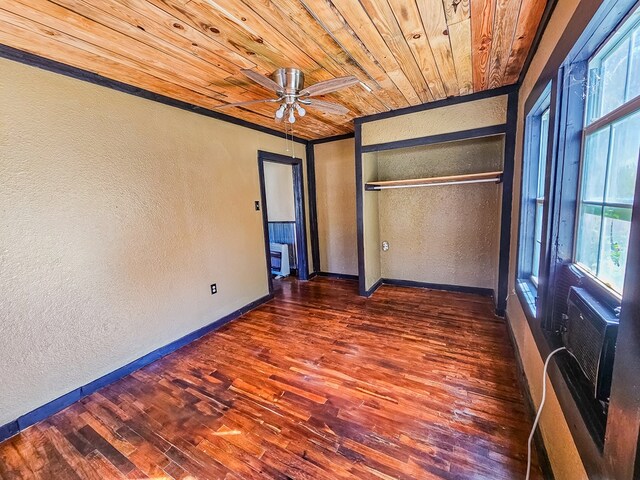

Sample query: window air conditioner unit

[563,287,619,402]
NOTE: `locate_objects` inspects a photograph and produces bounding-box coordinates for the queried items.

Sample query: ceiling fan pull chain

[284,119,289,153]
[291,121,295,158]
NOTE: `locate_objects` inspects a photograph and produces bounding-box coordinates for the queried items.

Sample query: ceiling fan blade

[306,99,350,115]
[299,76,360,97]
[240,69,283,93]
[214,98,278,109]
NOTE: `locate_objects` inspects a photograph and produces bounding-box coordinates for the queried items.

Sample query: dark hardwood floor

[0,277,542,479]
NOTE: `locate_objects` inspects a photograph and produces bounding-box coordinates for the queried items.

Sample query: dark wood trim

[514,80,554,325]
[361,125,507,153]
[257,157,274,295]
[0,292,274,443]
[496,90,519,316]
[305,143,320,274]
[538,76,561,328]
[505,313,556,480]
[354,85,518,125]
[257,151,310,292]
[309,132,355,145]
[355,123,366,296]
[381,278,494,297]
[292,163,310,280]
[0,44,310,145]
[518,0,560,85]
[363,278,383,297]
[315,272,359,281]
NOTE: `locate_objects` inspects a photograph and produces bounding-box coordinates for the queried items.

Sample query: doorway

[257,150,309,295]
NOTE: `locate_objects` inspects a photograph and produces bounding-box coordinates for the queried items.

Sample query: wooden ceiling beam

[448,18,473,95]
[471,0,497,92]
[503,0,547,84]
[416,0,460,97]
[357,0,434,103]
[487,0,522,89]
[442,0,470,25]
[107,0,257,71]
[327,0,423,105]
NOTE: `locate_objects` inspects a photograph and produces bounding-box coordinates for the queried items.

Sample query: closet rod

[365,171,503,191]
[368,177,501,190]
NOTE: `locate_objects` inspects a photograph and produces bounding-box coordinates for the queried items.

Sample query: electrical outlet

[255,201,260,211]
[210,283,217,295]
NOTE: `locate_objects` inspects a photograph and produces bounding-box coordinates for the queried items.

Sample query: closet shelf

[364,171,503,191]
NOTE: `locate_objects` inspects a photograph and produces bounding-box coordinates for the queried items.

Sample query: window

[518,84,552,300]
[531,107,550,286]
[575,11,640,294]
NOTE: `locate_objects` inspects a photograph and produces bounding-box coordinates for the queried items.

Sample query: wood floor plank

[0,278,543,479]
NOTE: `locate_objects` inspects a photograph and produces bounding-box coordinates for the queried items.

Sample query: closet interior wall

[356,92,512,303]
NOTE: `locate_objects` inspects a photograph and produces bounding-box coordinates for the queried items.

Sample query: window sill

[513,267,608,473]
[516,278,538,322]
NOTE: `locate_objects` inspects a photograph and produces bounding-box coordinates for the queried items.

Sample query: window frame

[516,83,552,318]
[573,16,640,295]
[532,106,550,287]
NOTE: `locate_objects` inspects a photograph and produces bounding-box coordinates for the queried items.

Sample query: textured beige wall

[378,137,503,291]
[362,152,381,289]
[361,95,508,146]
[0,57,308,426]
[506,0,588,478]
[264,162,295,222]
[314,139,358,275]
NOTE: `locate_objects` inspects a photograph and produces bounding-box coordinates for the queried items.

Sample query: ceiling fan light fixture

[224,68,362,124]
[359,81,373,93]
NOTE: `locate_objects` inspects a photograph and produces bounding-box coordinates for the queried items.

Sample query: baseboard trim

[316,272,359,281]
[359,277,495,299]
[381,278,494,297]
[364,278,383,297]
[505,313,555,480]
[0,293,274,443]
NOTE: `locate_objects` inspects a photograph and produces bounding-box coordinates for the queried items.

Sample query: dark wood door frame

[257,150,309,294]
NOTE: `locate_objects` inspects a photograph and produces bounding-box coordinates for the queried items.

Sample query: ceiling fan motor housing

[271,68,304,101]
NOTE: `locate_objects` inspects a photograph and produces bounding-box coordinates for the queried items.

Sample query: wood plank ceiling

[0,0,547,140]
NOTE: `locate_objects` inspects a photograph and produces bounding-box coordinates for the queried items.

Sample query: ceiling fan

[215,68,361,123]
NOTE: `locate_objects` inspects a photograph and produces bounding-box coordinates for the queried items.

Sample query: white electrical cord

[526,346,566,480]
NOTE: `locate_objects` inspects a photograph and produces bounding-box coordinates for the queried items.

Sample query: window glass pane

[597,207,633,292]
[586,13,640,124]
[537,109,550,197]
[532,202,544,280]
[606,110,640,204]
[576,204,603,275]
[600,38,630,116]
[628,31,640,101]
[582,127,610,202]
